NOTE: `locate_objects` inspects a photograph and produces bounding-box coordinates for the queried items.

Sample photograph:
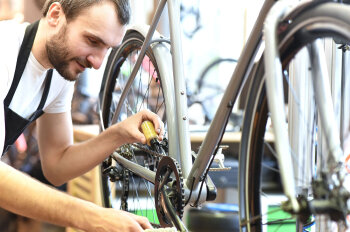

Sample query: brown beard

[45,25,87,81]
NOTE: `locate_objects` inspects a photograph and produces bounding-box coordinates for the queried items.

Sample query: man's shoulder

[0,20,30,98]
[0,20,29,54]
[0,20,28,36]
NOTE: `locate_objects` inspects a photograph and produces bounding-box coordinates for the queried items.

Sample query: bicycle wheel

[239,2,350,232]
[99,30,170,226]
[193,58,239,128]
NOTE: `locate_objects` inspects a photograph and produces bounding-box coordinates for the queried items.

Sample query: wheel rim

[241,48,346,232]
[101,36,166,226]
[239,8,350,230]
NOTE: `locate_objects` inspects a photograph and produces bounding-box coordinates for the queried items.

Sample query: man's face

[46,2,126,81]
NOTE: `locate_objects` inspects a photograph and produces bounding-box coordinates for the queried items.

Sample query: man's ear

[46,2,64,27]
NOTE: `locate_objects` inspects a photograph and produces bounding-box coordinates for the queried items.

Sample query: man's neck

[31,19,53,69]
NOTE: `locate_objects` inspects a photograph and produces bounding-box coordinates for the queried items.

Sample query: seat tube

[167,0,192,178]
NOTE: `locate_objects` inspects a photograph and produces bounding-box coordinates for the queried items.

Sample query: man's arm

[0,100,4,154]
[36,109,163,186]
[0,161,152,231]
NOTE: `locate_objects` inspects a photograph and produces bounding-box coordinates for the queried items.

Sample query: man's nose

[86,48,108,69]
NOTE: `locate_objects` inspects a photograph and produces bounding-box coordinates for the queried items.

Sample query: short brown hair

[42,0,130,25]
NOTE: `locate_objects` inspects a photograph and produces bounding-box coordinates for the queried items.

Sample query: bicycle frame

[109,0,347,209]
[110,0,274,204]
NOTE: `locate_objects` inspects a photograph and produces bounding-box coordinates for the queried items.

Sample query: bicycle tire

[194,58,238,126]
[99,30,170,226]
[196,58,238,92]
[239,2,350,232]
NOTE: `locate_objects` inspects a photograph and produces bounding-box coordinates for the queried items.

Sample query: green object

[133,209,159,224]
[267,206,295,232]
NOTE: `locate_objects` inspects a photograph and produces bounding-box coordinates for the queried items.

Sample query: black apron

[3,21,53,154]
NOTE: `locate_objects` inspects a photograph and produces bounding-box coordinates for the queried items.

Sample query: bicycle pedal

[145,227,177,232]
[213,145,230,170]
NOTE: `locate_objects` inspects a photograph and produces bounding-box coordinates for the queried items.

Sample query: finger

[118,210,149,231]
[132,124,147,144]
[159,120,165,139]
[138,133,147,144]
[138,218,152,229]
[151,116,164,140]
[129,214,153,229]
[129,219,145,232]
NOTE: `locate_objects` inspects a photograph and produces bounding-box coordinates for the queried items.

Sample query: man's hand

[0,161,153,232]
[88,208,153,232]
[114,109,164,145]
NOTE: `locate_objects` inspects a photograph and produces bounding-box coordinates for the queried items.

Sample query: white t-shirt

[0,20,74,119]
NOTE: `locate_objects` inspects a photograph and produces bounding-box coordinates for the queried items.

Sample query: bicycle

[187,57,240,129]
[98,0,350,231]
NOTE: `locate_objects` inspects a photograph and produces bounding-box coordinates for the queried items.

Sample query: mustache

[75,58,92,69]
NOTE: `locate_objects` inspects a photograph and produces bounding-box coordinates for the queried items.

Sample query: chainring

[154,156,185,227]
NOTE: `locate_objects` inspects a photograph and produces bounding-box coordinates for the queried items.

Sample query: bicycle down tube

[185,0,275,193]
[111,0,277,204]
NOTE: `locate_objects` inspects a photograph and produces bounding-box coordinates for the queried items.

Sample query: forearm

[0,100,4,154]
[0,161,99,231]
[38,109,163,186]
[41,125,124,186]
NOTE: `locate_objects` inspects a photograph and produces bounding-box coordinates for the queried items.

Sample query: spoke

[261,163,279,173]
[264,217,294,226]
[136,66,142,111]
[140,70,153,112]
[242,207,287,226]
[263,141,307,185]
[131,155,157,221]
[272,223,283,232]
[155,81,161,113]
[131,175,144,216]
[118,68,131,117]
[129,52,139,111]
[283,70,316,137]
[137,56,144,111]
[284,70,319,186]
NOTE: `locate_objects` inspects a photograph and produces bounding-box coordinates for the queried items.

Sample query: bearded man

[0,1,164,231]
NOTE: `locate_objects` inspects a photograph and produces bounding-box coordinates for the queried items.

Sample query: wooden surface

[71,124,275,143]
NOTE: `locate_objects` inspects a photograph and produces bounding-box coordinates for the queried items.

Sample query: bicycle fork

[307,40,350,222]
[264,0,349,223]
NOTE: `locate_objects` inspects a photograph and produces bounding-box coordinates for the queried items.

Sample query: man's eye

[88,38,98,45]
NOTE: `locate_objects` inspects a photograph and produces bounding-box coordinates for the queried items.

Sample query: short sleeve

[44,74,75,114]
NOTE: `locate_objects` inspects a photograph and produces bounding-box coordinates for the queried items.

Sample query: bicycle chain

[154,156,185,227]
[116,143,226,216]
[106,143,166,212]
[130,143,186,222]
[121,168,130,211]
[130,143,165,159]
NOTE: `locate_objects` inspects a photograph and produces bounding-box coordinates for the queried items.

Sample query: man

[0,0,164,231]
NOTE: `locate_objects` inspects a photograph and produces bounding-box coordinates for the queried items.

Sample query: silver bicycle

[98,0,350,231]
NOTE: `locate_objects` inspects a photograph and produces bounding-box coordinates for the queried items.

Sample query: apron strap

[29,69,53,121]
[4,20,40,106]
